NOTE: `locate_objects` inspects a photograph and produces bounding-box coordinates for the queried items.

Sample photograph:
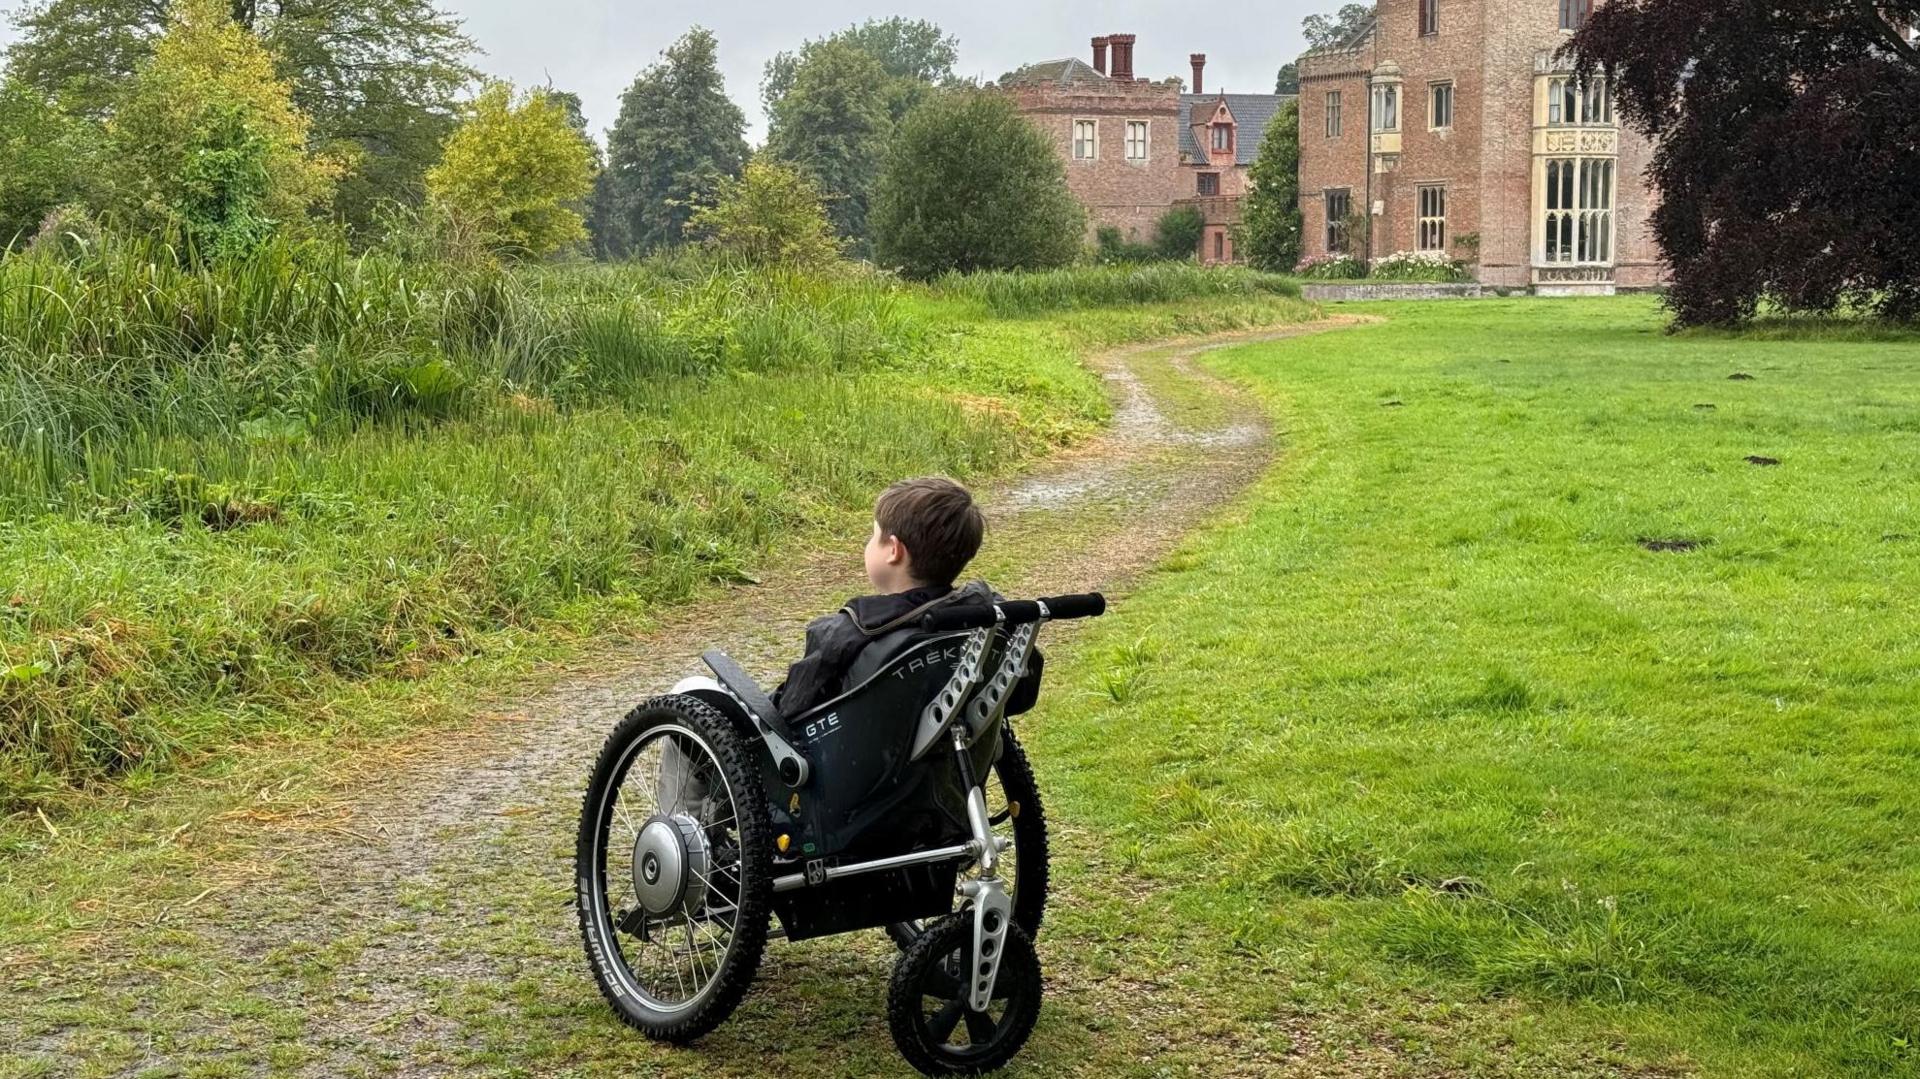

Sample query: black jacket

[773,580,1041,720]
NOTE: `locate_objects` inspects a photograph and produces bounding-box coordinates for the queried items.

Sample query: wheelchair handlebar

[921,592,1106,632]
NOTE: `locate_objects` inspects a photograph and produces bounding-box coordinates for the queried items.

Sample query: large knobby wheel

[888,730,1048,951]
[575,694,772,1042]
[888,913,1043,1076]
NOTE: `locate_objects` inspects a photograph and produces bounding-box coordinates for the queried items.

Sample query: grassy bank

[0,242,1317,810]
[1028,296,1920,1076]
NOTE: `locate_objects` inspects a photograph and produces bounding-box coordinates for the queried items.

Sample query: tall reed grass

[0,237,919,510]
[933,262,1302,316]
[0,237,1314,804]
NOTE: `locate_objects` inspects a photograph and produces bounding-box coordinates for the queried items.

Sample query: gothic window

[1543,158,1614,264]
[1418,185,1447,251]
[1073,119,1097,160]
[1326,91,1343,137]
[1126,120,1149,162]
[1430,82,1454,129]
[1372,83,1399,132]
[1325,188,1352,252]
[1546,76,1612,125]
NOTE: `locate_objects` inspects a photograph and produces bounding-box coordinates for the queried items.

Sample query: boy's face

[865,521,911,591]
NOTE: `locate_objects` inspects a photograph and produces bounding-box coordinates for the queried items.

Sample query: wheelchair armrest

[701,650,785,732]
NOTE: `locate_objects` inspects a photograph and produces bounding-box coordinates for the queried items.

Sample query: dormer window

[1211,123,1231,152]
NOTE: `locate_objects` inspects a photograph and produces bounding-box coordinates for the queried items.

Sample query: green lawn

[1027,296,1920,1077]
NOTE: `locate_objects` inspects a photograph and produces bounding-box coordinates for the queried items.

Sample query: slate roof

[1302,13,1379,56]
[1002,57,1110,89]
[1179,93,1296,167]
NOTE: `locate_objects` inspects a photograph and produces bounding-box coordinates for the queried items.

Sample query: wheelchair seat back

[769,629,1006,865]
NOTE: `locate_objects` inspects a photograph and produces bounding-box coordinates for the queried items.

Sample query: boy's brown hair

[876,477,985,586]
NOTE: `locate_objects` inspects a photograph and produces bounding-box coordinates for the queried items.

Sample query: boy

[773,477,1007,719]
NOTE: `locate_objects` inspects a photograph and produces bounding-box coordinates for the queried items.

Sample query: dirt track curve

[8,321,1380,1078]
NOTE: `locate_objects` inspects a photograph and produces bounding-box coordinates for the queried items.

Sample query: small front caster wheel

[887,913,1042,1076]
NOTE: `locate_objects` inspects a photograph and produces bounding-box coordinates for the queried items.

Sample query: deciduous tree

[103,0,340,256]
[1301,3,1373,50]
[764,41,890,252]
[5,0,476,234]
[599,27,747,258]
[761,17,957,122]
[1572,0,1920,325]
[870,90,1082,279]
[1242,99,1303,271]
[0,77,100,247]
[425,82,595,260]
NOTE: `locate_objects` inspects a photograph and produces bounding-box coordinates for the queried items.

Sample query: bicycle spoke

[596,719,754,1011]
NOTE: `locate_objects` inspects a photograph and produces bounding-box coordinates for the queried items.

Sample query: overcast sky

[1,1,1318,144]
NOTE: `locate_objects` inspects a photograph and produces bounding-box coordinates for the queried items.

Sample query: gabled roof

[1303,13,1378,57]
[1002,57,1110,89]
[1179,93,1295,167]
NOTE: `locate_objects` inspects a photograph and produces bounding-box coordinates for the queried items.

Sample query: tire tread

[574,694,772,1043]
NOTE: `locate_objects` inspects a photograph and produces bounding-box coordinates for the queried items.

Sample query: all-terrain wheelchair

[574,592,1106,1075]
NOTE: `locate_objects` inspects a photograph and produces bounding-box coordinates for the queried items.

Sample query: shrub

[425,82,595,260]
[935,262,1301,316]
[1095,225,1158,264]
[1295,254,1366,280]
[688,160,844,269]
[1369,250,1470,282]
[0,78,99,250]
[1154,205,1205,262]
[1242,99,1303,271]
[871,89,1083,278]
[102,0,341,255]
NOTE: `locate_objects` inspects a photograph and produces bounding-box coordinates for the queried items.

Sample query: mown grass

[0,240,1319,808]
[1027,295,1920,1077]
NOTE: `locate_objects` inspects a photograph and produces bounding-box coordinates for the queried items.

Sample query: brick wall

[1010,83,1185,245]
[1295,0,1667,289]
[1298,48,1370,262]
[1372,0,1489,262]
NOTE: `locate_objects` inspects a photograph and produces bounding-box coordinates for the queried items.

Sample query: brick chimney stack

[1109,33,1136,80]
[1190,53,1206,94]
[1091,36,1110,75]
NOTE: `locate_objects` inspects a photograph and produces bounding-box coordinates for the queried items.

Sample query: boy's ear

[887,534,909,567]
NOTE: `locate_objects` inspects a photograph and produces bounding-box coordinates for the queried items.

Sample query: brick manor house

[1004,35,1293,265]
[1298,0,1665,292]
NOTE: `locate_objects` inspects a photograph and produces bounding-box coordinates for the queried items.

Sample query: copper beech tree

[1571,1,1920,325]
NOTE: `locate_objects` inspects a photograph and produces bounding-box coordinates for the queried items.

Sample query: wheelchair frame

[577,592,1103,1075]
[678,606,1043,1010]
